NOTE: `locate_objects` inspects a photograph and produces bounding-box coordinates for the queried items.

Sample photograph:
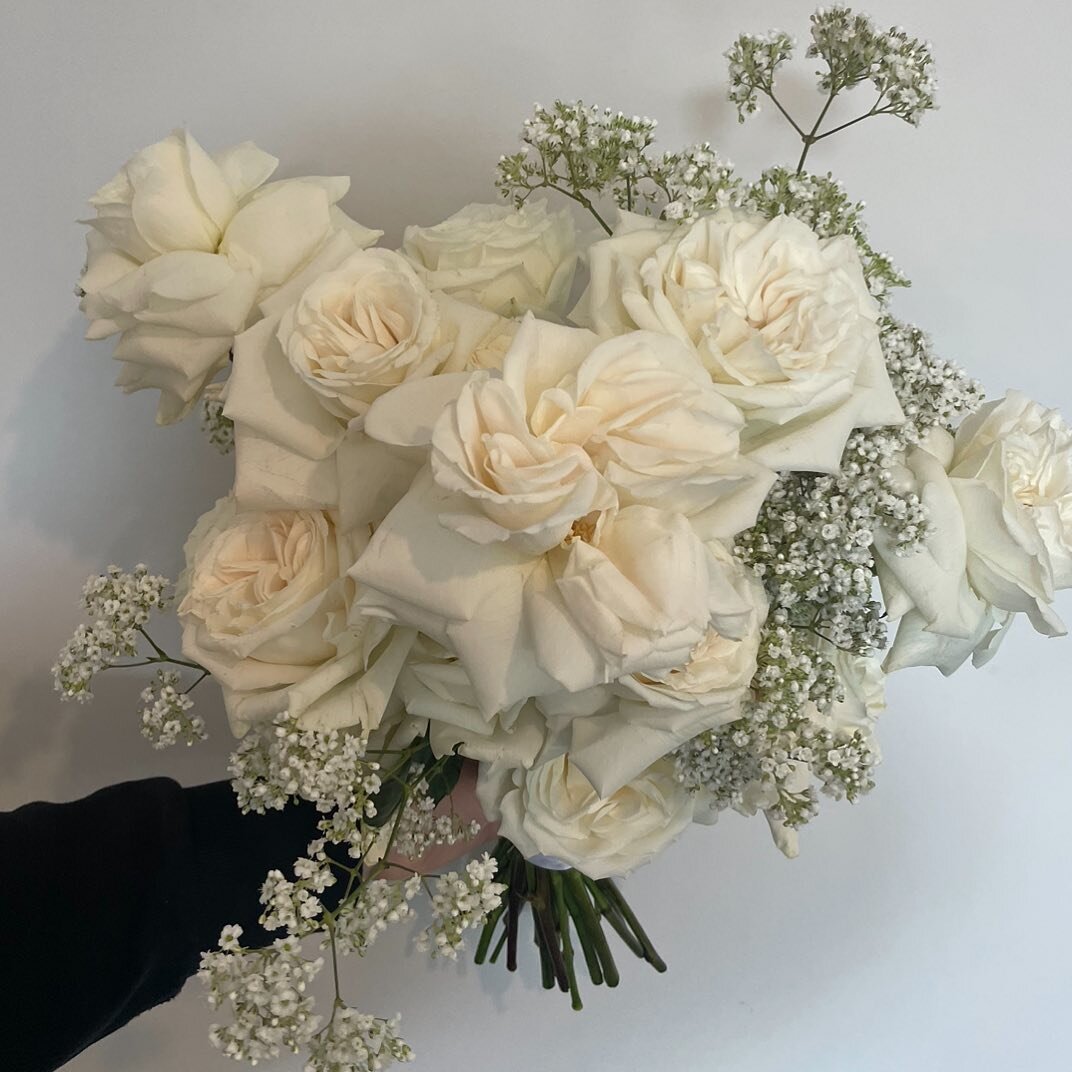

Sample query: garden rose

[876,411,1068,675]
[178,498,413,734]
[403,200,577,316]
[477,753,694,879]
[577,208,904,472]
[80,130,380,423]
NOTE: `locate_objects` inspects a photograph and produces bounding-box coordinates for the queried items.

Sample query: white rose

[224,254,500,469]
[875,426,1032,676]
[547,505,737,681]
[950,391,1072,623]
[536,540,767,796]
[576,209,904,472]
[429,316,615,553]
[478,754,694,879]
[575,331,775,537]
[403,200,577,316]
[178,498,413,734]
[279,249,448,422]
[80,130,380,423]
[398,639,548,769]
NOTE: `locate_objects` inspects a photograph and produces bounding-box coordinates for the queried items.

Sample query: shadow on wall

[2,319,231,568]
[0,318,234,803]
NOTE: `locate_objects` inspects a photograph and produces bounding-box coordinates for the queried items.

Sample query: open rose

[477,753,694,879]
[574,331,775,537]
[178,498,413,734]
[576,209,904,472]
[950,391,1072,621]
[80,130,380,423]
[403,200,577,316]
[535,538,767,796]
[876,405,1069,676]
[429,317,614,554]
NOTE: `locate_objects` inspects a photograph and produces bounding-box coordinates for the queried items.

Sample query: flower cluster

[496,101,658,219]
[199,932,324,1065]
[725,31,795,121]
[305,1009,414,1072]
[229,715,381,818]
[52,565,175,701]
[332,878,422,957]
[416,855,506,960]
[139,668,206,748]
[386,782,481,861]
[259,845,337,938]
[808,6,937,125]
[201,387,235,454]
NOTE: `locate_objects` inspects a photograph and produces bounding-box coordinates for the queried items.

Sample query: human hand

[376,759,499,880]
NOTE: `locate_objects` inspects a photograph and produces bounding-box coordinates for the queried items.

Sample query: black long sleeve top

[0,777,328,1072]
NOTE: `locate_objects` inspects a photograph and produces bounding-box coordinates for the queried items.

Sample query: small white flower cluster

[229,715,381,825]
[388,782,481,861]
[416,855,506,960]
[808,6,937,125]
[139,668,206,748]
[201,388,235,455]
[305,1008,414,1072]
[649,143,743,223]
[52,564,173,701]
[497,101,658,215]
[260,843,338,938]
[880,317,984,440]
[332,877,422,957]
[725,30,795,122]
[199,930,324,1065]
[746,167,908,299]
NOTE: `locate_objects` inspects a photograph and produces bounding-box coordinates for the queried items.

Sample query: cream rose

[403,200,577,316]
[535,539,767,796]
[547,505,738,682]
[875,420,1061,676]
[477,754,694,879]
[576,209,904,472]
[279,249,447,422]
[80,130,380,423]
[430,316,615,553]
[950,391,1072,622]
[179,498,413,734]
[575,331,775,537]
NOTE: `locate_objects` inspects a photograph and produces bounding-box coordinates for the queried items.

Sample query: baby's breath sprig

[52,565,208,745]
[727,6,937,173]
[496,101,659,232]
[207,720,500,1071]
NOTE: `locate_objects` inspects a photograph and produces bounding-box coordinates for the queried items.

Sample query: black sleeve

[0,777,332,1072]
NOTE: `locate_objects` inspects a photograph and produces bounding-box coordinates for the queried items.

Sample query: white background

[2,1,1071,1070]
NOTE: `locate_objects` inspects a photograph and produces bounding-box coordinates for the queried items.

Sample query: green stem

[564,871,618,987]
[597,879,666,973]
[552,874,584,1011]
[795,88,838,174]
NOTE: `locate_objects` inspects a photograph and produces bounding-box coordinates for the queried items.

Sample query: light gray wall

[2,1,1070,1069]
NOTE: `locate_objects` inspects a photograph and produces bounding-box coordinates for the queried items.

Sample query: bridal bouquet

[54,6,1071,1069]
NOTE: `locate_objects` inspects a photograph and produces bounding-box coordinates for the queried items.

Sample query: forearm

[0,777,327,1072]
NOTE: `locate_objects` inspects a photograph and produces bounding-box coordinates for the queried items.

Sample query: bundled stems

[474,838,666,1010]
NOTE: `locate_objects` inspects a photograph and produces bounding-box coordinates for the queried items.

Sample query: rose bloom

[576,208,903,472]
[430,317,615,554]
[179,497,413,734]
[79,129,379,423]
[536,537,767,797]
[477,753,694,879]
[877,394,1072,674]
[403,200,577,316]
[280,249,447,422]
